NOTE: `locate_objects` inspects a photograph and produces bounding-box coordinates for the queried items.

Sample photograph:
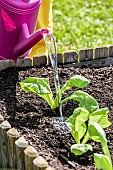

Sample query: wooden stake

[24,146,39,170]
[33,156,48,170]
[7,128,19,168]
[0,120,11,168]
[15,136,28,170]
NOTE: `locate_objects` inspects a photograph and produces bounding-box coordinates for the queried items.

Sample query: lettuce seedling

[88,122,113,170]
[20,75,90,109]
[67,106,111,155]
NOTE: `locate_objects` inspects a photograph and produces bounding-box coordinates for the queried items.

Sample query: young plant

[67,105,111,155]
[88,122,113,170]
[20,75,90,109]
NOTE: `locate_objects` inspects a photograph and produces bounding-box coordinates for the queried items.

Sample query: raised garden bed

[0,61,113,169]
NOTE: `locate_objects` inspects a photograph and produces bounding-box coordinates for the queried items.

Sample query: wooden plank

[16,57,32,67]
[109,45,113,57]
[94,47,108,59]
[0,121,11,168]
[24,146,38,170]
[57,53,63,64]
[7,128,19,169]
[16,57,25,67]
[0,60,11,71]
[33,156,48,170]
[0,60,16,71]
[79,48,93,61]
[33,55,47,66]
[24,57,32,67]
[8,60,16,67]
[63,50,78,63]
[15,137,28,170]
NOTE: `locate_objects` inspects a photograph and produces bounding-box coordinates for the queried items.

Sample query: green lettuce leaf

[61,75,90,94]
[67,107,89,143]
[71,144,93,155]
[20,77,55,109]
[62,90,99,113]
[89,108,111,128]
[94,153,112,170]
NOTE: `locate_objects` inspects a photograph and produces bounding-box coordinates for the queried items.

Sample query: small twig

[59,154,76,169]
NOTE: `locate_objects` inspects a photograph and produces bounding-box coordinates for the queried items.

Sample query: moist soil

[0,65,113,170]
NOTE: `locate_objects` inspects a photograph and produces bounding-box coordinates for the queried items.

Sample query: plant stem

[102,143,112,163]
[82,131,89,144]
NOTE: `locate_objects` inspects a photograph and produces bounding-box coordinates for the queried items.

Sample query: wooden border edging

[0,114,54,170]
[0,45,113,70]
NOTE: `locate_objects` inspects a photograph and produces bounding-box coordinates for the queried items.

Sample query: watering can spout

[13,23,49,59]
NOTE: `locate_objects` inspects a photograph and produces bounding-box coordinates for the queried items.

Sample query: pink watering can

[0,0,49,61]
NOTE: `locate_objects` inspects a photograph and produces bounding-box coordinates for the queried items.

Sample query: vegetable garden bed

[0,57,113,169]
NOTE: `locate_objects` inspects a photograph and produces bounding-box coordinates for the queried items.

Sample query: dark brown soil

[0,65,113,170]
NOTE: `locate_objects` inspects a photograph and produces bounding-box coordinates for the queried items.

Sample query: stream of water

[43,33,63,117]
[43,32,69,133]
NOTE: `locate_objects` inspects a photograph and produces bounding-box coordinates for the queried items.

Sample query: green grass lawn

[53,0,113,53]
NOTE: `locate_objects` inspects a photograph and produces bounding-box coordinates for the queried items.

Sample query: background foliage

[53,0,113,52]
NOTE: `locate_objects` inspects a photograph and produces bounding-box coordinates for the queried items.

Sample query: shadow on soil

[0,67,38,118]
